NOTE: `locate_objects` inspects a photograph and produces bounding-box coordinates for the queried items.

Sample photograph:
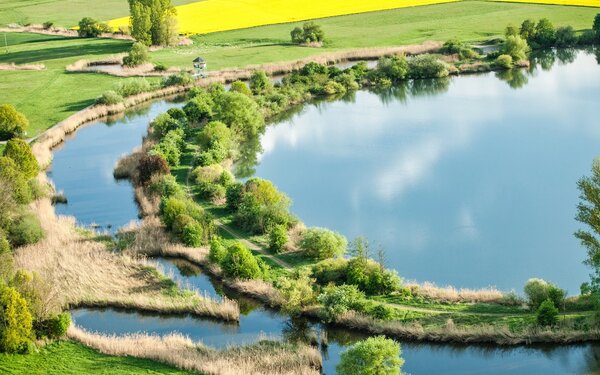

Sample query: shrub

[369,304,394,321]
[299,227,347,260]
[3,138,38,179]
[183,96,213,123]
[0,233,10,254]
[335,73,359,91]
[276,269,316,315]
[495,54,513,69]
[531,18,556,48]
[230,81,252,96]
[147,174,183,198]
[208,238,227,264]
[376,55,408,82]
[116,78,151,97]
[154,63,168,72]
[35,313,70,339]
[0,287,34,353]
[520,19,536,40]
[9,212,43,247]
[0,104,29,140]
[312,258,348,285]
[181,221,204,247]
[226,182,244,212]
[159,196,187,229]
[555,26,577,47]
[150,129,184,166]
[137,154,170,185]
[123,42,149,67]
[290,22,325,44]
[150,113,182,139]
[249,71,272,94]
[269,224,288,253]
[213,92,264,139]
[0,157,31,204]
[408,55,449,79]
[77,17,110,38]
[95,90,123,105]
[536,299,559,326]
[524,278,566,310]
[337,336,404,375]
[440,39,478,59]
[502,35,530,62]
[162,72,194,87]
[323,81,346,95]
[318,284,365,322]
[42,21,54,30]
[235,178,291,234]
[221,242,262,280]
[198,121,232,153]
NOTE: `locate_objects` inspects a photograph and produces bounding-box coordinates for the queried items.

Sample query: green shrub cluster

[159,196,215,247]
[150,128,184,166]
[95,90,124,105]
[337,336,404,375]
[196,121,232,166]
[191,164,233,202]
[536,299,559,326]
[407,55,449,79]
[0,104,29,141]
[269,224,288,253]
[516,17,599,49]
[440,39,479,59]
[208,240,267,280]
[162,72,194,87]
[123,42,149,67]
[290,22,325,44]
[299,227,347,260]
[115,78,152,97]
[77,17,111,38]
[524,278,566,310]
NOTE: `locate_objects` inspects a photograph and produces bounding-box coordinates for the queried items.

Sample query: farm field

[0,1,598,136]
[0,341,196,375]
[0,0,198,28]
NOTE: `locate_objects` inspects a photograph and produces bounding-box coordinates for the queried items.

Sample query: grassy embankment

[1,1,598,138]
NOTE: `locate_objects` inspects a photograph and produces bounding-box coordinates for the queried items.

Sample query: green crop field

[0,0,598,137]
[0,341,197,374]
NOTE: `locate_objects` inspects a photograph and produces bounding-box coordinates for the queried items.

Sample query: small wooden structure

[193,57,207,78]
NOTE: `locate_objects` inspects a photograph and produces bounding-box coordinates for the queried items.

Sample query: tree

[505,25,519,37]
[502,35,530,62]
[376,56,408,83]
[594,14,600,36]
[318,284,365,322]
[235,178,291,234]
[0,104,28,140]
[221,242,262,280]
[536,299,559,327]
[337,336,404,375]
[230,81,252,96]
[290,22,325,44]
[520,19,536,41]
[531,18,556,48]
[0,287,33,353]
[0,157,31,204]
[213,92,265,140]
[524,278,565,310]
[555,26,577,47]
[3,138,38,179]
[276,269,316,315]
[77,17,110,38]
[269,224,288,253]
[249,70,272,94]
[128,0,178,46]
[575,159,600,294]
[123,42,149,67]
[299,227,347,259]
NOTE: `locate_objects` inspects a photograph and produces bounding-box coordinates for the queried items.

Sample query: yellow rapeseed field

[493,0,600,6]
[108,0,460,35]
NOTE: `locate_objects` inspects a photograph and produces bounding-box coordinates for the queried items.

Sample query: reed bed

[0,25,134,40]
[0,63,45,71]
[68,325,322,375]
[405,281,508,304]
[13,199,239,321]
[66,57,185,77]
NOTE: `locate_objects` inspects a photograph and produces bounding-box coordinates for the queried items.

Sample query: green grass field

[0,0,197,28]
[0,1,598,137]
[0,340,197,374]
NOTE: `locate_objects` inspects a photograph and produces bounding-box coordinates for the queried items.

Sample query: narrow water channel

[49,49,600,373]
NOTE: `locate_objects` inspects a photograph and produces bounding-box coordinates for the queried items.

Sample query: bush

[162,72,194,87]
[230,81,252,96]
[123,42,149,67]
[337,336,404,375]
[0,104,29,140]
[495,54,513,69]
[335,73,359,91]
[208,238,227,264]
[0,157,31,204]
[9,212,43,247]
[95,90,123,105]
[226,182,244,212]
[524,278,566,310]
[531,18,556,48]
[249,71,272,94]
[376,55,409,83]
[312,258,348,285]
[502,35,530,62]
[146,175,183,198]
[35,313,70,339]
[198,121,232,153]
[221,242,262,280]
[322,81,346,95]
[137,154,170,185]
[318,284,365,322]
[77,17,110,38]
[213,92,264,139]
[290,22,325,44]
[159,196,187,229]
[150,113,182,139]
[42,21,54,30]
[408,55,449,79]
[555,26,577,47]
[269,224,288,253]
[154,63,168,72]
[116,78,151,97]
[181,222,204,247]
[440,39,478,59]
[235,178,291,234]
[0,287,34,353]
[369,304,394,321]
[3,138,38,179]
[183,96,213,123]
[299,227,347,260]
[150,129,184,166]
[276,269,316,315]
[536,299,559,326]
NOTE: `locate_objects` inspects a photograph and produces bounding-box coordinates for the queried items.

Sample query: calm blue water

[255,50,600,293]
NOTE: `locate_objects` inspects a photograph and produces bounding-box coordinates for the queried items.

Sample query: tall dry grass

[0,25,134,40]
[68,325,322,375]
[66,57,185,77]
[14,198,239,321]
[0,63,45,71]
[405,281,507,304]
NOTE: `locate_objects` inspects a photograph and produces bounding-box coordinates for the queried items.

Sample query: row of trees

[129,0,178,46]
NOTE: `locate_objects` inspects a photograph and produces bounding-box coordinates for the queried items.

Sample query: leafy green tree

[198,121,232,152]
[123,42,149,67]
[276,269,316,315]
[524,278,565,310]
[536,299,559,327]
[77,17,110,37]
[128,0,178,46]
[269,224,288,253]
[531,18,556,47]
[183,94,214,123]
[235,178,291,234]
[502,35,530,61]
[290,22,325,44]
[575,159,600,294]
[337,336,404,375]
[376,56,408,83]
[593,14,600,38]
[3,139,38,179]
[505,25,519,37]
[0,287,34,353]
[318,284,365,322]
[208,238,227,264]
[0,157,32,204]
[221,242,262,280]
[299,227,347,259]
[520,19,536,40]
[213,92,265,140]
[249,70,272,94]
[230,81,252,96]
[0,104,28,140]
[555,26,577,47]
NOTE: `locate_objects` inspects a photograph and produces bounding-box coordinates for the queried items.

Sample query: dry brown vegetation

[332,312,600,345]
[405,281,507,304]
[0,25,134,40]
[66,57,187,77]
[14,198,239,321]
[0,63,45,71]
[68,325,321,375]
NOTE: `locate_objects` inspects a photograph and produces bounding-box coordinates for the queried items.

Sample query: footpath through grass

[0,340,197,375]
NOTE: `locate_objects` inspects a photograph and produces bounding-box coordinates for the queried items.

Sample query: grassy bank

[0,341,196,375]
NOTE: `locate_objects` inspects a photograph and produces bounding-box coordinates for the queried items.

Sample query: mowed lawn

[150,0,600,69]
[0,340,197,375]
[0,0,198,28]
[0,1,599,137]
